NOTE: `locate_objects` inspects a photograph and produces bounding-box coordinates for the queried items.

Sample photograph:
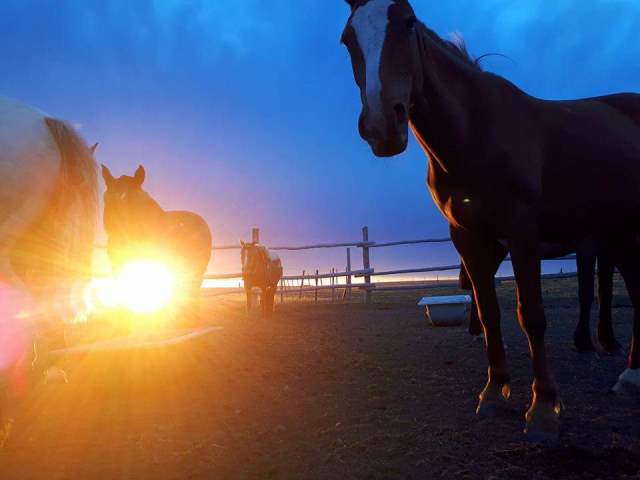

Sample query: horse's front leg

[508,216,561,441]
[451,226,510,416]
[244,285,253,315]
[260,287,267,316]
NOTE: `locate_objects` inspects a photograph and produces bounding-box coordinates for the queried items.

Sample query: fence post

[252,228,260,244]
[346,248,352,301]
[315,269,319,303]
[331,268,336,302]
[362,226,372,304]
[280,278,284,304]
[299,270,305,300]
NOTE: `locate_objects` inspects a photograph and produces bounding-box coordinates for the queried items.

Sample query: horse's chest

[429,183,497,232]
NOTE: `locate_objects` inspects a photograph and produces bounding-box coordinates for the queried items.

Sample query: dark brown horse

[240,242,282,316]
[102,165,212,308]
[342,0,640,440]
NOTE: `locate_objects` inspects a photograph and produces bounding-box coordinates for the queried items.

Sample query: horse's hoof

[524,399,562,444]
[612,369,640,396]
[573,330,596,353]
[476,382,511,418]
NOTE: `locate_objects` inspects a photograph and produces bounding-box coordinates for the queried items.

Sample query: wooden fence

[203,227,577,304]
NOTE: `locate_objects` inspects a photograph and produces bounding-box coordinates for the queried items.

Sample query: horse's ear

[134,165,145,186]
[101,164,114,188]
[89,143,99,155]
[240,240,245,247]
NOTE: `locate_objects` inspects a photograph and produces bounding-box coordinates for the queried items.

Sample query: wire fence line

[194,227,578,304]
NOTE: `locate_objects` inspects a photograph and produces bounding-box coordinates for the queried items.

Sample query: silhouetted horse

[0,96,98,445]
[102,165,212,308]
[240,242,282,316]
[342,0,640,440]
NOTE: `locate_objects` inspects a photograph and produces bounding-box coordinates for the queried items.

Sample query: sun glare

[116,260,177,314]
[84,259,178,318]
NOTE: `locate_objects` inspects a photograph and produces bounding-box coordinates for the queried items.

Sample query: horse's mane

[39,118,98,278]
[420,23,483,71]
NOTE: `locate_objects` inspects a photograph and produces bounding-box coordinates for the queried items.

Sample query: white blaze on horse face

[352,0,393,119]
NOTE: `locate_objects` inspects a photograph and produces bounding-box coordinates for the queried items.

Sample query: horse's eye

[406,16,417,30]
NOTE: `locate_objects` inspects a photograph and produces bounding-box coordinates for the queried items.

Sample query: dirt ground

[1,277,639,479]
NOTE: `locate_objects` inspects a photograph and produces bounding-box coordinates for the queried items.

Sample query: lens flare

[0,284,29,370]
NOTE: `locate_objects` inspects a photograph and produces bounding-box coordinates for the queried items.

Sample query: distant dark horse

[240,242,283,316]
[463,248,622,354]
[342,0,640,440]
[102,165,212,309]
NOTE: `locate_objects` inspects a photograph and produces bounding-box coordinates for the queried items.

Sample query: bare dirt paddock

[1,278,640,479]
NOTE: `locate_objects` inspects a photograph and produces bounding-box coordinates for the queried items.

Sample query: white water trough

[418,295,472,327]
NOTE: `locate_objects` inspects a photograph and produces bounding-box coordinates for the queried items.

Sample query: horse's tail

[43,117,98,291]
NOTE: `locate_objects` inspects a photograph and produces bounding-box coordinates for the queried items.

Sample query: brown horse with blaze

[241,241,282,317]
[342,0,640,441]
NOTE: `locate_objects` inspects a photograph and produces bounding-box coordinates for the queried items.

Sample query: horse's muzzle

[359,104,409,157]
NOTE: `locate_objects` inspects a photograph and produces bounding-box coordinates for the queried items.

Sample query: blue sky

[2,1,639,275]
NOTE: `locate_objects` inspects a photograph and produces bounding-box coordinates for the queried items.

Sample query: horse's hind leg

[574,249,596,352]
[611,243,640,394]
[596,254,621,354]
[264,287,275,317]
[460,265,482,337]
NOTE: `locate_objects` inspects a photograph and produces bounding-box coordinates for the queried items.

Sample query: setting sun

[115,260,177,314]
[84,260,178,317]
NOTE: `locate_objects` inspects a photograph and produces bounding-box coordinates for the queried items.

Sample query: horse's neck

[143,194,165,220]
[411,26,495,178]
[107,195,167,247]
[243,250,259,279]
